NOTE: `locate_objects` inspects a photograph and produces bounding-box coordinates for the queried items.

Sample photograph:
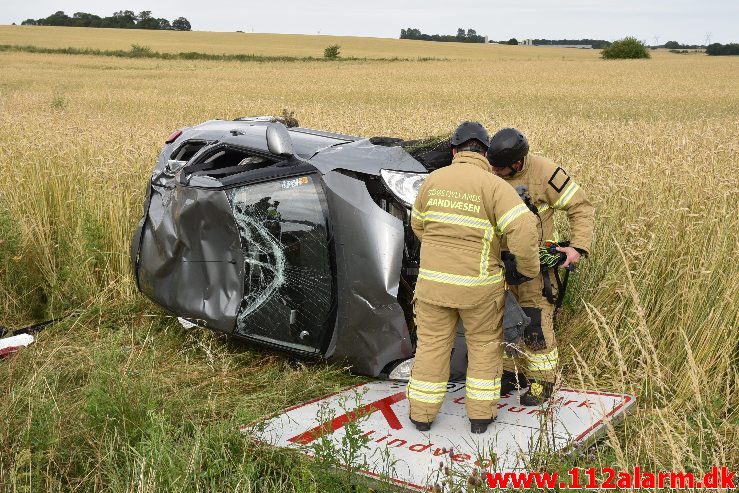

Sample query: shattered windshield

[229,174,335,353]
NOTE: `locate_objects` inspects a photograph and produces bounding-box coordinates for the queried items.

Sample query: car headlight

[380,170,427,208]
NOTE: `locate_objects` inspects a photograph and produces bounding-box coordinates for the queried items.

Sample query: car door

[228,173,336,356]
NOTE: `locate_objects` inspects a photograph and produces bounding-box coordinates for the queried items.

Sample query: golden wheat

[1,28,738,486]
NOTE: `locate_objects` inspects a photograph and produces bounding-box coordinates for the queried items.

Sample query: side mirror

[266,122,294,157]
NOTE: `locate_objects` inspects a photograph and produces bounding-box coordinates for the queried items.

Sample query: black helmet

[450,121,490,149]
[487,128,529,168]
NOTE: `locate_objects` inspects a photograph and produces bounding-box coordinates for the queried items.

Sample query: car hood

[309,138,427,176]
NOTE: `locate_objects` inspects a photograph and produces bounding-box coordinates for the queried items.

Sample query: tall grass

[0,38,737,490]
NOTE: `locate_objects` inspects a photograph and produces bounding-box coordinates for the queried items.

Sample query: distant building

[522,39,533,46]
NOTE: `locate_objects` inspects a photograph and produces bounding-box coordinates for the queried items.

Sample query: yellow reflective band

[407,378,447,404]
[408,378,447,391]
[526,359,558,367]
[407,390,445,404]
[466,378,502,401]
[424,210,492,230]
[466,376,502,389]
[414,208,501,287]
[466,390,501,401]
[418,268,504,286]
[537,204,550,214]
[525,348,559,361]
[411,207,425,221]
[496,203,530,234]
[552,182,580,209]
[479,228,493,277]
[525,349,559,372]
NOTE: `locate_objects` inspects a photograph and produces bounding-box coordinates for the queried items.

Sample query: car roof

[181,119,359,159]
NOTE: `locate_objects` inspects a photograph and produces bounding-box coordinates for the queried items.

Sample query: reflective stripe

[496,203,530,234]
[552,182,580,209]
[424,211,492,230]
[414,207,500,287]
[418,268,504,286]
[407,378,447,404]
[466,377,501,401]
[537,203,550,214]
[479,228,493,278]
[467,376,501,389]
[525,348,559,372]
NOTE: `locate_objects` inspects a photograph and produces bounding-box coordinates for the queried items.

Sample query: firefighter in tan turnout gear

[487,128,595,406]
[408,122,540,434]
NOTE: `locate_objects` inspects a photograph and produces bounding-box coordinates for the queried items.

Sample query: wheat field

[0,26,738,491]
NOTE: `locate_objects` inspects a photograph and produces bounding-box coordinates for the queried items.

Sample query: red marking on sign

[288,391,406,445]
[0,346,21,358]
[573,393,633,443]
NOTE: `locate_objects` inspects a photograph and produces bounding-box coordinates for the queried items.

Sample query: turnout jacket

[411,151,539,308]
[499,154,594,253]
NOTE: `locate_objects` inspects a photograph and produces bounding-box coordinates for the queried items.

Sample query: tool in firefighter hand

[540,241,576,272]
[539,240,573,309]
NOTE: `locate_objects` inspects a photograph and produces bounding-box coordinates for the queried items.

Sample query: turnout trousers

[408,292,505,423]
[504,271,559,383]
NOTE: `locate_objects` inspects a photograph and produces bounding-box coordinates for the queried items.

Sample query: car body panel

[132,118,467,377]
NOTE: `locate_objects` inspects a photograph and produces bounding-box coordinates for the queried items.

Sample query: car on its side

[131,116,468,378]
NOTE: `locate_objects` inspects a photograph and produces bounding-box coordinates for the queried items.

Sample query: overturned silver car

[130,116,464,377]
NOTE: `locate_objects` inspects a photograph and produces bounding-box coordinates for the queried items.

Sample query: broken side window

[170,140,209,161]
[229,174,335,354]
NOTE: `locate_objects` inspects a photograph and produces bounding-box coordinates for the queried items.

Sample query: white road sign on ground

[245,381,635,491]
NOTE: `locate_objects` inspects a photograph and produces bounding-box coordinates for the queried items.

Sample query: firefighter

[408,122,540,434]
[487,128,595,406]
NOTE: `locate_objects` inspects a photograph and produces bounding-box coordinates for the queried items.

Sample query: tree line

[20,10,191,31]
[528,39,611,48]
[400,28,486,43]
[705,43,739,56]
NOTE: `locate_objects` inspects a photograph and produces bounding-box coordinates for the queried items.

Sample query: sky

[3,0,737,45]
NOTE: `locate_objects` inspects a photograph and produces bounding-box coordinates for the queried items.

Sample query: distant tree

[172,17,191,31]
[664,40,681,49]
[601,36,650,59]
[399,27,484,43]
[111,10,137,28]
[73,12,102,27]
[507,38,518,45]
[40,11,73,26]
[11,22,16,25]
[20,10,187,31]
[137,11,160,29]
[706,43,739,56]
[324,44,341,59]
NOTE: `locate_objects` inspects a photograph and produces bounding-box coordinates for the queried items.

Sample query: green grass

[0,43,445,63]
[0,299,392,491]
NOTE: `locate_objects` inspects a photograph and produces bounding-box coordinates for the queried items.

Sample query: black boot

[519,380,554,406]
[410,418,432,432]
[470,417,496,434]
[500,370,529,395]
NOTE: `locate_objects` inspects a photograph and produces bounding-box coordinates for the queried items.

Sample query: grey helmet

[450,121,490,149]
[487,128,529,168]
